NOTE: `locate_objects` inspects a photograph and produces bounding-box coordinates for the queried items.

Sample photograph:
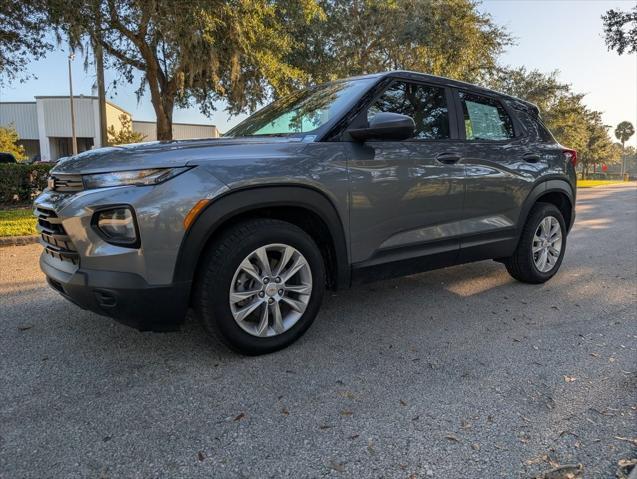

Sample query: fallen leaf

[233,413,245,421]
[197,451,205,461]
[329,460,345,472]
[590,352,599,358]
[349,434,359,440]
[533,463,583,479]
[614,436,637,446]
[399,400,407,406]
[339,391,356,400]
[17,325,32,331]
[445,434,460,443]
[564,375,577,383]
[281,408,289,416]
[340,410,353,416]
[471,443,481,451]
[461,419,471,429]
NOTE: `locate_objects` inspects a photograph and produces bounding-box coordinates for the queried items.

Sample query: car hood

[51,137,308,174]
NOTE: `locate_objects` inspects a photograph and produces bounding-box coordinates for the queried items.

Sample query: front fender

[172,185,350,289]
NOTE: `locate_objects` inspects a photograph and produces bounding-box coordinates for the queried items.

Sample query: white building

[0,96,219,162]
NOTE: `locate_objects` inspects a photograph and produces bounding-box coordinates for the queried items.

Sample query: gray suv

[34,71,576,354]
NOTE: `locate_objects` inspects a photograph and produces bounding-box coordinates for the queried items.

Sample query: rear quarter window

[516,110,555,143]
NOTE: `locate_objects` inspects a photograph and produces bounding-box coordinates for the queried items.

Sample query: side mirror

[348,112,415,141]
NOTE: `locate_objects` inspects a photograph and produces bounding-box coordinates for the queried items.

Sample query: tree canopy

[602,5,637,55]
[0,126,27,161]
[0,2,51,85]
[614,121,635,146]
[107,114,146,145]
[46,0,512,140]
[49,0,322,140]
[288,0,512,84]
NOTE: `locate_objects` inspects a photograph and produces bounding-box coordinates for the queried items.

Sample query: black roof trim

[346,70,540,113]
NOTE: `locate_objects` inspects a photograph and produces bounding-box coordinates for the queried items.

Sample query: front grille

[34,207,79,264]
[48,174,84,192]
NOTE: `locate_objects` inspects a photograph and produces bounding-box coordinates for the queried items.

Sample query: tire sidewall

[206,222,325,354]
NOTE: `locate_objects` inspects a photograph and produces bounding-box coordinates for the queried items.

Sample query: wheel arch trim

[518,179,575,236]
[172,185,350,289]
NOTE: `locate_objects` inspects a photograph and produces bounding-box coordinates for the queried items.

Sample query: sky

[1,0,636,145]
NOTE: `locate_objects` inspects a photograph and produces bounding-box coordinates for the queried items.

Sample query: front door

[347,80,466,269]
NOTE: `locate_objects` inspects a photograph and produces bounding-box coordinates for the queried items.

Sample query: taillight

[563,148,577,167]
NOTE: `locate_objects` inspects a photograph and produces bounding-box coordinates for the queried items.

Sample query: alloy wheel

[532,216,562,273]
[229,243,313,337]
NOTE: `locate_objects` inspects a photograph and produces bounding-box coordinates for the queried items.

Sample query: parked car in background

[0,152,17,163]
[34,71,577,354]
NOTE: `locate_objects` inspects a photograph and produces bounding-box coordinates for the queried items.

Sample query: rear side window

[459,92,514,141]
[367,81,450,140]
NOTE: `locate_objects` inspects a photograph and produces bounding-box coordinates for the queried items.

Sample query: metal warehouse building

[0,96,219,162]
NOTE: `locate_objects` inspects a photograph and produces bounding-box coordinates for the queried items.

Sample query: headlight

[92,207,139,247]
[82,167,189,189]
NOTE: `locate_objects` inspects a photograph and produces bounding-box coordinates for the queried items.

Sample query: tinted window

[368,81,450,139]
[460,92,514,141]
[517,110,555,143]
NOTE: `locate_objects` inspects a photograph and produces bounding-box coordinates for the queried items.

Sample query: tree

[0,125,27,161]
[0,2,52,85]
[579,112,619,178]
[615,121,635,147]
[49,0,322,141]
[602,5,637,55]
[615,121,635,176]
[107,114,146,145]
[287,0,512,84]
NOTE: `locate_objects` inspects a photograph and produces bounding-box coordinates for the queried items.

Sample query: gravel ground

[1,185,635,479]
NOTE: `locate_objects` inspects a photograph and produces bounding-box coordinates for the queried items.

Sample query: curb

[0,235,39,247]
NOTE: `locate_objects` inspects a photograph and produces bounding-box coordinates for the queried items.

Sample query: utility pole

[94,40,108,147]
[68,52,78,156]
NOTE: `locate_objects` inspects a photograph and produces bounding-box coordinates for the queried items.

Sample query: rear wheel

[196,219,325,355]
[504,202,566,284]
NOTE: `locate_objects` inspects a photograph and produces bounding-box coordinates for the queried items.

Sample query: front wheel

[196,219,325,355]
[504,202,567,284]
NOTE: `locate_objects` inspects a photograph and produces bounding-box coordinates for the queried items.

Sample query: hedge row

[0,163,54,205]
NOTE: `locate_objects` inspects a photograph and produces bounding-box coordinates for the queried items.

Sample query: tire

[196,218,326,355]
[504,202,567,284]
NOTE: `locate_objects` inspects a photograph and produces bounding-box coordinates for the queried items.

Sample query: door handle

[522,153,540,163]
[436,153,462,165]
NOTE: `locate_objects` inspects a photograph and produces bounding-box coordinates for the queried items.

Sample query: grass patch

[0,208,37,237]
[577,179,627,188]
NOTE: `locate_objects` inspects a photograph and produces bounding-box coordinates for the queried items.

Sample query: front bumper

[42,255,191,331]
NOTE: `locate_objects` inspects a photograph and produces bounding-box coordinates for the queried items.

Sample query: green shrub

[0,163,54,205]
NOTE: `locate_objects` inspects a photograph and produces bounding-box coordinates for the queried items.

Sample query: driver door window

[367,81,450,140]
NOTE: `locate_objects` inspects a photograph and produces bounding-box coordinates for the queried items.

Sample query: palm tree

[615,121,635,177]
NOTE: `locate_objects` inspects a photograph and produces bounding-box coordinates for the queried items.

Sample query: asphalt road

[1,185,636,479]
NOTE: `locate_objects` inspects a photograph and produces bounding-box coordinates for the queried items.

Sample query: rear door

[348,79,466,267]
[452,89,543,259]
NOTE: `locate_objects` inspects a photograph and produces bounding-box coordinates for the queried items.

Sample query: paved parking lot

[1,185,635,479]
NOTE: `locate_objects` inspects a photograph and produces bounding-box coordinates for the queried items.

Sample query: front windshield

[225,78,375,137]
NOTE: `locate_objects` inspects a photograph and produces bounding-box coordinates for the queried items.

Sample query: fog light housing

[92,206,139,247]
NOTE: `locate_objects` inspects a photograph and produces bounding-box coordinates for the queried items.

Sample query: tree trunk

[154,99,173,141]
[144,58,174,141]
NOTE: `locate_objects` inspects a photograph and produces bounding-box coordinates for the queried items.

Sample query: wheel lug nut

[275,277,281,283]
[278,289,284,295]
[268,298,274,304]
[258,291,265,298]
[263,277,269,284]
